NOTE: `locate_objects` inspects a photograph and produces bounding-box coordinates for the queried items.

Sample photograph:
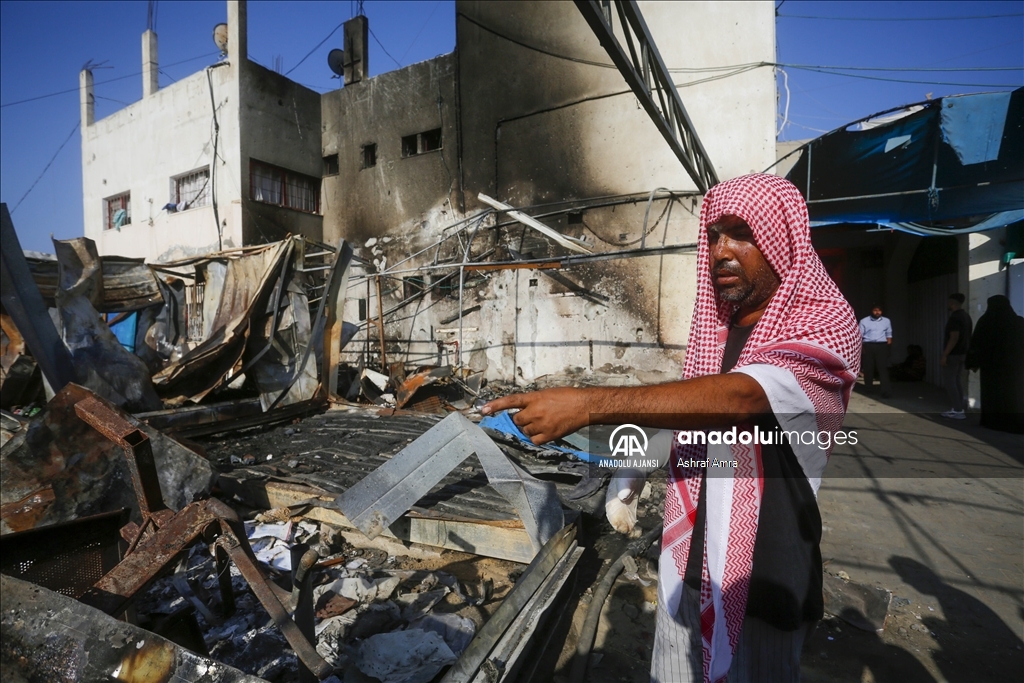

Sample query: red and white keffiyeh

[660,174,860,682]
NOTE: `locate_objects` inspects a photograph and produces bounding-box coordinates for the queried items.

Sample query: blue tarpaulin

[479,411,599,462]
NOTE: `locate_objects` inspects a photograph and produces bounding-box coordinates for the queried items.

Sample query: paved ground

[806,380,1023,683]
[568,379,1022,683]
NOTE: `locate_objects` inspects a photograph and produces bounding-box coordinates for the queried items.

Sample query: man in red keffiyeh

[483,174,860,682]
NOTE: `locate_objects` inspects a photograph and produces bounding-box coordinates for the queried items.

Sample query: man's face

[707,214,779,308]
[872,307,882,318]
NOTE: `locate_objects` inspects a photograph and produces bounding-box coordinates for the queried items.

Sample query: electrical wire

[782,65,1021,88]
[779,12,1024,21]
[399,0,442,64]
[368,25,402,68]
[780,63,1022,73]
[452,14,1022,89]
[10,121,80,214]
[1,51,220,108]
[285,20,345,75]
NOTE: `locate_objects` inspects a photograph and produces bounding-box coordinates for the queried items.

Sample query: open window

[401,128,443,158]
[104,192,131,230]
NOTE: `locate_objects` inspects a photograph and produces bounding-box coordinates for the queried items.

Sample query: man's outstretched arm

[480,373,770,444]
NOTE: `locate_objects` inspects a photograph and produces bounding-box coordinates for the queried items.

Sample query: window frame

[361,143,377,170]
[104,191,132,231]
[401,128,443,158]
[171,167,211,211]
[249,159,321,214]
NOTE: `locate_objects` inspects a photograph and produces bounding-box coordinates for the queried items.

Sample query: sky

[1,0,1021,254]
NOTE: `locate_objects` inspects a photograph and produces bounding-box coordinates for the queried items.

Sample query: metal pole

[458,265,465,367]
[374,274,387,369]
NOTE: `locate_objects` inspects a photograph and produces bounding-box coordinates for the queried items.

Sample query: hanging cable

[369,26,402,68]
[10,121,80,214]
[206,64,229,250]
[2,52,220,109]
[778,11,1023,21]
[285,21,345,75]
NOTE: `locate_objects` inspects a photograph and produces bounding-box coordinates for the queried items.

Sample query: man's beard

[714,259,778,307]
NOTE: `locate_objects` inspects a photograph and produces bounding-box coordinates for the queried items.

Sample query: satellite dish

[213,23,229,53]
[328,48,345,77]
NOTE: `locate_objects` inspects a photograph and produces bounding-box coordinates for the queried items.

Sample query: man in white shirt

[859,305,893,397]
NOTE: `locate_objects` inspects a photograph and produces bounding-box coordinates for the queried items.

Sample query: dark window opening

[529,278,539,287]
[567,211,584,224]
[403,276,427,300]
[421,128,442,152]
[358,298,367,321]
[362,143,377,169]
[402,128,443,157]
[432,273,458,298]
[323,154,339,176]
[250,159,321,214]
[401,134,419,158]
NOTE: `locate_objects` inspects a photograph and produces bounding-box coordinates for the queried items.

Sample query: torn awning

[784,87,1023,228]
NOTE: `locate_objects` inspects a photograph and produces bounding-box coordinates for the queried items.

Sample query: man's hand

[940,355,948,367]
[481,387,588,444]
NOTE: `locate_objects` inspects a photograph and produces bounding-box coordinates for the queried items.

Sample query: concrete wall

[325,0,776,385]
[321,53,459,246]
[239,62,324,245]
[81,64,242,261]
[81,1,322,262]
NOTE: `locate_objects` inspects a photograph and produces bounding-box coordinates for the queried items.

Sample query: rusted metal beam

[574,1,719,193]
[0,203,77,393]
[75,395,167,518]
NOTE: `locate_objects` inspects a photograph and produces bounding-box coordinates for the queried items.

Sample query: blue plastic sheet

[479,411,599,462]
[940,92,1012,165]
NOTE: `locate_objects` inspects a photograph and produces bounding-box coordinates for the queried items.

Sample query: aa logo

[609,424,648,459]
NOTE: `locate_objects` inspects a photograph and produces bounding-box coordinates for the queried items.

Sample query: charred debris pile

[0,202,671,682]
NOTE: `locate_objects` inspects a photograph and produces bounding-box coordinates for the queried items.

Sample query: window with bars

[105,192,131,230]
[250,160,320,213]
[173,168,210,210]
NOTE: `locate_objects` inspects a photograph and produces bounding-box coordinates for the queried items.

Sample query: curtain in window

[252,164,282,205]
[286,175,317,212]
[178,170,210,208]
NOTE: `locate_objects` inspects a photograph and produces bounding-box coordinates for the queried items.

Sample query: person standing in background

[859,305,892,398]
[966,295,1024,433]
[941,293,972,420]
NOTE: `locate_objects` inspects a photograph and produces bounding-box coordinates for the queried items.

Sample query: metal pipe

[458,265,465,367]
[569,524,661,683]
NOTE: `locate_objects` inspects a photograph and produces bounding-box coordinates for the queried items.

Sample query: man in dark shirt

[482,174,860,682]
[941,293,973,419]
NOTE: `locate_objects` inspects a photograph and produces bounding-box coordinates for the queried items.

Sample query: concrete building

[80,1,323,262]
[78,0,780,386]
[323,1,777,385]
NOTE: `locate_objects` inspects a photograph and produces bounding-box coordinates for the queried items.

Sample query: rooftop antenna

[327,49,345,78]
[213,23,228,56]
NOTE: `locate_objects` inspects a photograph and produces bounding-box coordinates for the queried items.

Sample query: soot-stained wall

[323,1,775,385]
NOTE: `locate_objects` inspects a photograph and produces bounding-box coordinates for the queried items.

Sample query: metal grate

[0,509,127,598]
[174,168,210,209]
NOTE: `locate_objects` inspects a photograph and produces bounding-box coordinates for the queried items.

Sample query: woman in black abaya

[966,295,1024,434]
